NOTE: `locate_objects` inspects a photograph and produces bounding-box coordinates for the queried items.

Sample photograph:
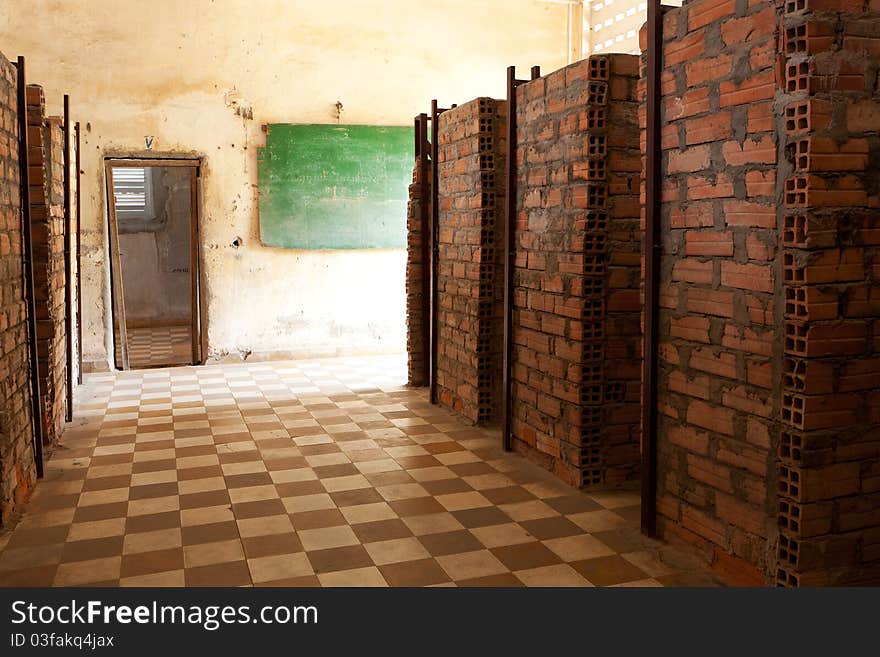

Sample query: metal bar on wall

[63,95,73,422]
[413,116,419,157]
[75,122,82,385]
[641,0,665,537]
[429,100,441,404]
[15,56,44,478]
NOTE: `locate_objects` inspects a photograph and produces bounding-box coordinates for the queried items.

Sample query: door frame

[104,157,204,369]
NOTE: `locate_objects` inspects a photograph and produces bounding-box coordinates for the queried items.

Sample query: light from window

[113,167,153,218]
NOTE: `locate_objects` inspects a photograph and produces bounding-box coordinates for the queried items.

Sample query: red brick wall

[435,98,506,424]
[0,52,37,524]
[406,159,430,386]
[640,0,782,586]
[774,0,880,587]
[44,118,67,444]
[641,0,880,586]
[512,55,642,489]
[26,85,66,448]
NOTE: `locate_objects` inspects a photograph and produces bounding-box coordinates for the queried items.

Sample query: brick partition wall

[511,55,642,489]
[406,158,430,386]
[0,52,37,524]
[638,0,781,585]
[26,85,66,448]
[434,98,507,424]
[44,117,67,444]
[640,0,880,585]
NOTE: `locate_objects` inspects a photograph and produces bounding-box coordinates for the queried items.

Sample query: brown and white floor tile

[0,354,719,588]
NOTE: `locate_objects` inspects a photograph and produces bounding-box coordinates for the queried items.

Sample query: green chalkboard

[257,124,413,249]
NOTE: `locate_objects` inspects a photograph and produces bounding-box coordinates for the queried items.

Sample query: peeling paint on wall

[0,0,571,369]
[224,88,253,120]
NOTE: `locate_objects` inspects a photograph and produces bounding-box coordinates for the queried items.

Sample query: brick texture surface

[511,55,642,489]
[26,85,66,448]
[774,0,880,587]
[406,157,430,386]
[641,0,880,586]
[434,98,507,424]
[0,52,36,525]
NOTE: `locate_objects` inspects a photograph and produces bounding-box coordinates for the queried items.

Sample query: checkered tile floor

[0,355,718,587]
[126,325,192,369]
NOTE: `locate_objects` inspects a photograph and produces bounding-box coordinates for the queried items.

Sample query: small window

[112,167,154,220]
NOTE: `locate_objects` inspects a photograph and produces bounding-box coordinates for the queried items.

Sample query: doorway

[105,159,202,369]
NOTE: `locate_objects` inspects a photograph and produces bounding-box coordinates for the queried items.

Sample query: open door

[106,159,202,369]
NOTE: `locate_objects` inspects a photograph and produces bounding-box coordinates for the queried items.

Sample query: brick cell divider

[434,98,507,425]
[640,0,787,586]
[510,55,642,489]
[25,85,67,450]
[0,53,39,525]
[405,117,430,387]
[640,0,880,586]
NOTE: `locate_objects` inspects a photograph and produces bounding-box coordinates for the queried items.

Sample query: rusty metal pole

[641,0,664,537]
[74,121,82,385]
[413,116,419,156]
[16,56,45,478]
[63,95,73,422]
[429,100,440,404]
[502,67,517,452]
[502,66,531,452]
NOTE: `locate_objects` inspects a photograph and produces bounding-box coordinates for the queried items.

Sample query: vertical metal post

[502,66,519,452]
[413,116,420,156]
[63,95,73,422]
[429,100,440,404]
[75,122,82,385]
[16,56,44,478]
[641,0,664,537]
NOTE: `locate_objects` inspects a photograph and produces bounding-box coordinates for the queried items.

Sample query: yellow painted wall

[0,0,570,368]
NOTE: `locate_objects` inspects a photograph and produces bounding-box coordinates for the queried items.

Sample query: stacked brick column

[405,159,430,386]
[641,0,880,585]
[512,55,642,488]
[775,0,880,587]
[0,52,36,524]
[434,98,507,424]
[26,85,66,447]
